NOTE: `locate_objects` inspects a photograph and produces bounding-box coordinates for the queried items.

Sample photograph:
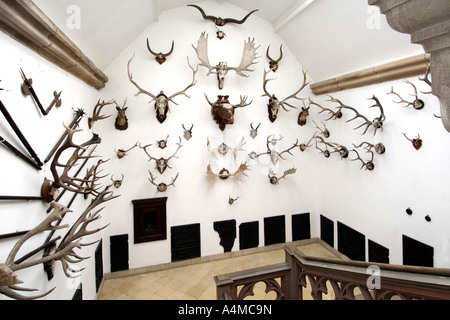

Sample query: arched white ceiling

[32,0,424,82]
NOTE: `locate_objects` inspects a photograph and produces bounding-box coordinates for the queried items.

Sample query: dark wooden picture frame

[132,197,167,244]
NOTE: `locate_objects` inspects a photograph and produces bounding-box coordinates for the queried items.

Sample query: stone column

[369,0,450,132]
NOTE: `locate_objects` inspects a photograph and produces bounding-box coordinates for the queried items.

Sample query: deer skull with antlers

[140,137,183,174]
[262,69,310,122]
[268,168,296,184]
[127,54,197,123]
[205,94,252,131]
[148,171,179,192]
[192,32,259,89]
[387,80,425,110]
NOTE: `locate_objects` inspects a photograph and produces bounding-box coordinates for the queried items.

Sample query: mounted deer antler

[148,171,179,192]
[329,95,385,135]
[268,168,296,184]
[147,39,174,64]
[206,162,249,184]
[188,4,258,27]
[352,141,385,154]
[350,149,375,171]
[249,122,260,139]
[387,81,425,110]
[192,32,259,89]
[266,45,283,72]
[308,98,343,121]
[0,186,118,300]
[256,135,299,165]
[313,120,330,138]
[88,99,113,129]
[182,124,194,141]
[41,123,102,203]
[111,173,124,188]
[127,54,197,123]
[402,132,422,150]
[262,69,310,122]
[419,61,432,94]
[140,137,183,174]
[207,136,246,159]
[115,142,139,159]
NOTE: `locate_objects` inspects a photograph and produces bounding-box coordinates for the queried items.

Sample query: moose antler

[41,123,102,203]
[387,81,425,110]
[147,39,174,64]
[88,99,113,129]
[206,163,249,183]
[268,168,296,184]
[192,32,259,89]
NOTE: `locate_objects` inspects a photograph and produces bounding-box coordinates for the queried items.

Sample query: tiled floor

[98,243,340,300]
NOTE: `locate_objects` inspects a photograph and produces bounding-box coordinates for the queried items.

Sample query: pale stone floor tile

[99,248,294,300]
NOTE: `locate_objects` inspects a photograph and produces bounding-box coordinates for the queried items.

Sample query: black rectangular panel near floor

[264,215,285,246]
[110,234,129,272]
[95,240,103,293]
[402,235,434,267]
[368,239,389,264]
[292,212,311,241]
[337,222,365,261]
[214,219,236,252]
[320,215,334,248]
[239,221,259,250]
[72,284,82,300]
[171,223,201,262]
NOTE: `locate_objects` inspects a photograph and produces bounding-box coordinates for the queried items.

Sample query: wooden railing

[215,245,450,300]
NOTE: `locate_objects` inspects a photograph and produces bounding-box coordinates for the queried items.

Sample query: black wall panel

[110,234,129,272]
[402,235,434,267]
[214,219,236,252]
[264,215,285,246]
[292,212,311,241]
[95,240,103,293]
[239,221,259,250]
[337,222,365,261]
[171,223,201,262]
[320,215,334,248]
[368,239,389,264]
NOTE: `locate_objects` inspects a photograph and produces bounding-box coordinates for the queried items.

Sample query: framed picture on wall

[132,197,167,244]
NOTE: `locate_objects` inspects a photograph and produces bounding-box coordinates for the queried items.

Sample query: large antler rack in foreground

[41,123,102,203]
[0,186,118,300]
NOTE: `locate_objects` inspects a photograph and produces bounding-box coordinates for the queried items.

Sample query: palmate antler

[192,32,259,89]
[41,123,102,203]
[0,186,118,300]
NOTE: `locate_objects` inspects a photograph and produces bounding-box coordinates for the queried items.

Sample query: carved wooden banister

[215,245,450,300]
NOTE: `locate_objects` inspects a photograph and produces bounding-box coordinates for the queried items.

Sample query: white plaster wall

[1,0,449,302]
[312,78,450,268]
[97,1,317,272]
[0,31,104,300]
